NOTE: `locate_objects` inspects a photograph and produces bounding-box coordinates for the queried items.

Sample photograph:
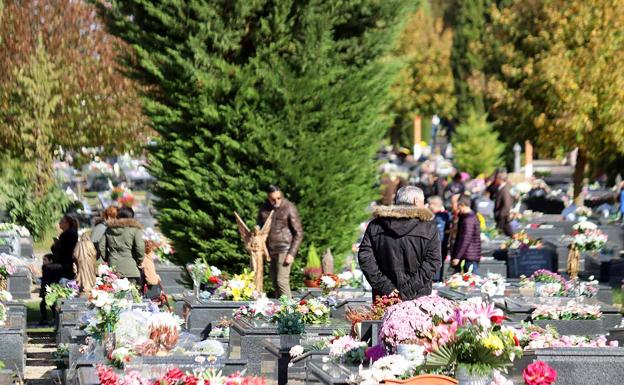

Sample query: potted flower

[303,244,322,287]
[276,298,305,349]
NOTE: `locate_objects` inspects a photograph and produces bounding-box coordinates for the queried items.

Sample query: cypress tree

[97,1,409,271]
[449,0,490,121]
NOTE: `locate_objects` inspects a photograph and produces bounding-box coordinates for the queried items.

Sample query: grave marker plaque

[507,247,557,278]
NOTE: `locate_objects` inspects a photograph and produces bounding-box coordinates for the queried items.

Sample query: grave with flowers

[300,273,371,319]
[230,295,350,376]
[0,290,25,375]
[66,265,253,385]
[183,261,260,338]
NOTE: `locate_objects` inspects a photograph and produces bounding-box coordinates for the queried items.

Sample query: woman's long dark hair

[63,214,80,230]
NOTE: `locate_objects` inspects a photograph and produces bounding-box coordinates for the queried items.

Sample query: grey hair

[395,186,424,206]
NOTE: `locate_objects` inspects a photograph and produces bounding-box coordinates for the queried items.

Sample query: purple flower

[365,343,386,363]
[67,280,80,291]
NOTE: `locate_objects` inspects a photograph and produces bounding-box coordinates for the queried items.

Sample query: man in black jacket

[358,186,441,300]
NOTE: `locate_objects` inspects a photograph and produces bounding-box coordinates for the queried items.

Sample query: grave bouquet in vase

[45,279,79,308]
[213,270,258,301]
[0,254,17,291]
[84,265,142,343]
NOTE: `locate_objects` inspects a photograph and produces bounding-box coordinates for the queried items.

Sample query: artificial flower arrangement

[96,365,266,385]
[45,279,79,307]
[233,296,281,321]
[519,269,598,298]
[186,259,225,295]
[531,302,602,320]
[213,270,258,301]
[523,361,557,385]
[374,296,522,380]
[502,231,543,250]
[0,290,12,302]
[110,186,135,207]
[0,253,17,280]
[0,223,31,238]
[337,268,365,289]
[515,323,618,350]
[83,265,142,340]
[345,291,403,325]
[443,269,484,289]
[144,227,175,263]
[570,221,607,251]
[289,333,368,366]
[88,160,113,176]
[317,274,341,295]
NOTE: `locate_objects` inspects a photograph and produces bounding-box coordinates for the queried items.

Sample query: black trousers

[497,217,514,237]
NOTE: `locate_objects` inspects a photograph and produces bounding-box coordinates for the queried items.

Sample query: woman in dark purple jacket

[451,196,481,274]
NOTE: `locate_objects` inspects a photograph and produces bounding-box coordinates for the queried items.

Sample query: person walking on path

[451,196,482,274]
[494,172,514,237]
[97,206,144,285]
[358,186,441,300]
[427,195,451,282]
[257,185,304,299]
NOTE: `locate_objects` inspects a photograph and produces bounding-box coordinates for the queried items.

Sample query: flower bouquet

[523,361,557,385]
[531,302,602,321]
[0,290,12,302]
[516,322,618,349]
[233,296,281,320]
[213,270,258,301]
[84,265,141,340]
[338,269,364,289]
[327,335,368,365]
[297,297,331,324]
[570,221,607,251]
[503,231,542,250]
[45,280,79,307]
[96,365,266,385]
[317,274,341,295]
[0,254,17,283]
[144,228,175,263]
[443,269,484,289]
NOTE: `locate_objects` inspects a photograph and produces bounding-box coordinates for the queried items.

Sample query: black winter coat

[358,206,441,301]
[451,212,481,262]
[51,227,78,279]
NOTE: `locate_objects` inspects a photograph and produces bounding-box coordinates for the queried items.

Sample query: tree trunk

[572,148,587,206]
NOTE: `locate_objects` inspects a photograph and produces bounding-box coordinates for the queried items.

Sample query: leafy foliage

[483,0,624,202]
[388,0,456,146]
[0,0,148,154]
[96,0,410,270]
[451,112,503,176]
[0,163,71,241]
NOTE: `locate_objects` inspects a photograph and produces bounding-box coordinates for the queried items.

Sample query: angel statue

[234,211,273,292]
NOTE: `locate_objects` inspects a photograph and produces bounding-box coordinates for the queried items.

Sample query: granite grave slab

[183,295,250,339]
[8,267,32,300]
[155,263,189,295]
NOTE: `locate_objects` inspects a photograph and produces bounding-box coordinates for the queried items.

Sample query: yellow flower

[482,334,505,352]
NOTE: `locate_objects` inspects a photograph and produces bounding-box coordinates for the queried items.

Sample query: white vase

[455,367,492,385]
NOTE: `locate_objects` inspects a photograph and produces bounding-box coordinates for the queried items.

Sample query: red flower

[490,315,505,325]
[523,361,557,385]
[184,375,199,385]
[299,300,307,306]
[462,275,470,282]
[163,368,185,385]
[209,276,220,284]
[241,377,267,385]
[96,364,119,385]
[513,334,520,347]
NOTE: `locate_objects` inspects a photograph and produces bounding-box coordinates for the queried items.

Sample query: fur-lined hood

[372,205,434,221]
[105,218,143,229]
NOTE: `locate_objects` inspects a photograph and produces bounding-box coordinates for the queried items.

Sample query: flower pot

[279,334,301,349]
[304,279,320,288]
[385,375,458,385]
[454,367,492,385]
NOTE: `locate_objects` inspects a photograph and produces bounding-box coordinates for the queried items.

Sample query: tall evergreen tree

[449,0,491,122]
[97,1,409,271]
